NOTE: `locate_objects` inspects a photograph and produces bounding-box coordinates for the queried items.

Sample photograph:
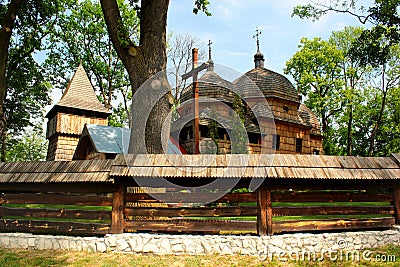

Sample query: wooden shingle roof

[110,154,400,180]
[298,104,322,135]
[0,154,399,183]
[0,160,113,183]
[180,70,234,103]
[234,68,300,103]
[46,64,110,118]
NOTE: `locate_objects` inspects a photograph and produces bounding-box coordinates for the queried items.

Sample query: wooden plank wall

[123,188,396,235]
[0,192,113,235]
[0,186,397,236]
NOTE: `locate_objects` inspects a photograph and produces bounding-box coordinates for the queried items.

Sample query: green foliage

[231,93,247,154]
[44,0,137,128]
[285,37,344,153]
[286,27,400,156]
[6,129,48,162]
[193,0,211,16]
[349,25,399,67]
[292,1,400,70]
[0,0,66,160]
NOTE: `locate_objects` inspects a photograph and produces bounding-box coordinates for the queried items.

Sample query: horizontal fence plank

[0,219,110,235]
[0,183,118,193]
[271,192,393,203]
[0,193,112,206]
[125,193,257,203]
[0,206,111,221]
[125,191,392,204]
[273,206,394,216]
[273,217,395,234]
[125,206,257,217]
[124,219,257,232]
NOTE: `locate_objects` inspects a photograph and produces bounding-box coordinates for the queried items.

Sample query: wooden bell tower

[45,64,111,161]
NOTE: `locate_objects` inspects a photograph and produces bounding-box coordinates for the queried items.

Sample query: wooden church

[172,40,323,155]
[45,41,323,160]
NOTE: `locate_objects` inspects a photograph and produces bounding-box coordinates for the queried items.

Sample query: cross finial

[207,39,213,60]
[253,28,262,52]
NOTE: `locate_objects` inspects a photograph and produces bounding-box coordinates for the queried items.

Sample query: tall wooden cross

[181,49,209,154]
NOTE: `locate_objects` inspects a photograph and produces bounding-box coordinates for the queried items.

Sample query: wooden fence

[0,192,112,235]
[117,186,400,236]
[0,186,399,236]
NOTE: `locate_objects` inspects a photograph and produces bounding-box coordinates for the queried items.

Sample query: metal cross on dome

[207,39,213,60]
[253,28,262,50]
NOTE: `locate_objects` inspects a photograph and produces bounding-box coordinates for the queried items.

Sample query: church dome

[180,69,235,104]
[234,67,300,103]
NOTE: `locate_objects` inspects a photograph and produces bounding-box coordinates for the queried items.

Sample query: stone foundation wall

[0,228,399,256]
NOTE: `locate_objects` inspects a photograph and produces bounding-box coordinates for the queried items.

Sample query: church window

[296,138,303,152]
[272,134,280,150]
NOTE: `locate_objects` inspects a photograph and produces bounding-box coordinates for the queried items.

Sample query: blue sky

[167,0,369,76]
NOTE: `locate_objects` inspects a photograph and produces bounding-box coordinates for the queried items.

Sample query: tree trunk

[368,66,387,156]
[346,103,353,155]
[0,129,6,162]
[101,0,171,154]
[0,0,25,138]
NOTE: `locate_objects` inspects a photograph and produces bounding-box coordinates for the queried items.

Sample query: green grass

[0,245,399,266]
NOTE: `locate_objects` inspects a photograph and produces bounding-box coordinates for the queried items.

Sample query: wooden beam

[257,183,272,236]
[273,205,394,216]
[272,191,393,203]
[393,188,400,224]
[111,186,125,234]
[0,193,112,206]
[125,192,257,203]
[0,219,110,235]
[125,206,257,217]
[124,191,392,204]
[0,183,117,193]
[0,206,111,221]
[124,219,256,232]
[273,217,394,234]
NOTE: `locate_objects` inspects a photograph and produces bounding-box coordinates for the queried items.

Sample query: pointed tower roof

[46,64,111,118]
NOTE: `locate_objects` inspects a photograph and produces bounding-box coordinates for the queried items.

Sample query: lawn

[0,246,399,267]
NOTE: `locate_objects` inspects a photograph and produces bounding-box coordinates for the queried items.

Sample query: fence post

[111,186,125,234]
[394,187,400,225]
[257,183,272,236]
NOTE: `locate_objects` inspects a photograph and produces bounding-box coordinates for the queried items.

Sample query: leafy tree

[100,0,210,153]
[0,0,25,138]
[6,129,48,161]
[3,48,51,161]
[293,1,400,69]
[329,26,366,155]
[292,1,400,26]
[286,27,400,156]
[284,37,344,154]
[44,0,137,128]
[0,0,66,161]
[366,43,400,156]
